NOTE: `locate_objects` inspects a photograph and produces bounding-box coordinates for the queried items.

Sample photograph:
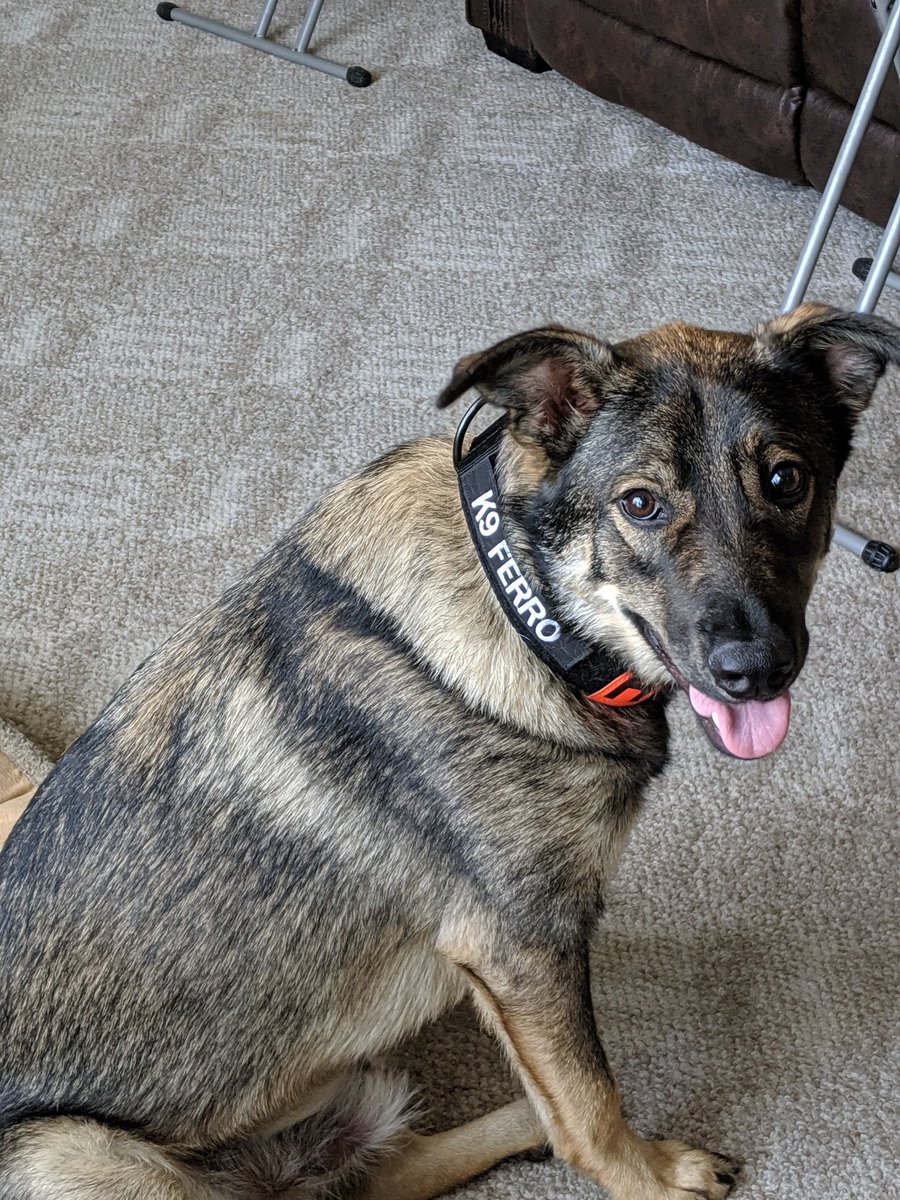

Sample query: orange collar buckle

[586,671,656,707]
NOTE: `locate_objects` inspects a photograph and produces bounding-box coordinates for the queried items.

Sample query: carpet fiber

[1,3,898,1196]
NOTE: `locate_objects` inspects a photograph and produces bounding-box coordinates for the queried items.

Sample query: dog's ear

[758,303,900,417]
[436,326,614,450]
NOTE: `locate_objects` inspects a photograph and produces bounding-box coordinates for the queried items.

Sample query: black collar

[453,398,656,707]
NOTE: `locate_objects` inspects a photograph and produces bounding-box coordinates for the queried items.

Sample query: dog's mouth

[637,621,791,760]
[684,684,791,760]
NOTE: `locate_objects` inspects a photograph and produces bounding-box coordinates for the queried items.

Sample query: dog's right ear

[436,326,614,452]
[758,303,900,418]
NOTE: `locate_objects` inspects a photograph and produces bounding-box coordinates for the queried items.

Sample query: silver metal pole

[163,6,350,81]
[295,0,327,53]
[157,4,373,86]
[781,1,900,311]
[254,0,281,39]
[833,526,870,557]
[855,186,900,312]
[852,260,900,293]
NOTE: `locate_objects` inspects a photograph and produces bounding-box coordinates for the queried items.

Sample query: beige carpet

[1,3,898,1196]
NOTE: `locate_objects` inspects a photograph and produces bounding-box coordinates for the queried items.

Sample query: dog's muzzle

[637,619,793,760]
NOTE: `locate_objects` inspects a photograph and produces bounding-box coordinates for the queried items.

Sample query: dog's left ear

[758,303,900,417]
[436,326,614,452]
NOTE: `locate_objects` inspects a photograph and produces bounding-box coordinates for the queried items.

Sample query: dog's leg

[0,1116,219,1200]
[444,939,738,1200]
[361,1098,545,1200]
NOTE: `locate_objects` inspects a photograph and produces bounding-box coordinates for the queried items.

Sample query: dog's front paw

[644,1139,739,1199]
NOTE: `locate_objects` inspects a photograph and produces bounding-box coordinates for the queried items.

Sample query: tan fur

[305,438,602,749]
[362,1100,545,1200]
[620,321,753,377]
[4,1119,217,1200]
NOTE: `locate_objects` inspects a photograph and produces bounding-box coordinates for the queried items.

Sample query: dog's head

[438,305,900,759]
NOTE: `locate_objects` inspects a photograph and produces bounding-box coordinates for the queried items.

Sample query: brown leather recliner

[466,0,900,228]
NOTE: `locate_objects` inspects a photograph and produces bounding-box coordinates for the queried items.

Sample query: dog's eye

[766,461,808,507]
[620,489,666,524]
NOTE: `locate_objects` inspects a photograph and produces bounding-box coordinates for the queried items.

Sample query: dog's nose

[707,637,795,700]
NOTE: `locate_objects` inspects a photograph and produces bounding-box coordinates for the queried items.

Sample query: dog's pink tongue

[688,686,791,759]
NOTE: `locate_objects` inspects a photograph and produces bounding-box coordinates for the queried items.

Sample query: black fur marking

[357,441,418,478]
[249,543,492,881]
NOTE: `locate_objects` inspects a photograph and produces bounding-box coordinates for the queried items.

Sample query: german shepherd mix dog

[1,305,898,1200]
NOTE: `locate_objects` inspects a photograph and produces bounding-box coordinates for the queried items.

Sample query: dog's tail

[202,1066,413,1197]
[0,1068,412,1200]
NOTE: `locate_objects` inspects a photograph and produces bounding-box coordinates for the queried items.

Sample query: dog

[1,303,898,1200]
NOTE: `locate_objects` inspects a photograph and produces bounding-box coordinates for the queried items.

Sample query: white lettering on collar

[470,492,561,643]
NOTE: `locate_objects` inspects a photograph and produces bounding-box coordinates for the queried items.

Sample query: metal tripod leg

[852,259,900,294]
[781,0,900,572]
[157,1,373,87]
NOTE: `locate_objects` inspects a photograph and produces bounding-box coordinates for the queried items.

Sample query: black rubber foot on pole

[157,3,177,20]
[346,65,373,87]
[861,539,899,572]
[852,257,872,282]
